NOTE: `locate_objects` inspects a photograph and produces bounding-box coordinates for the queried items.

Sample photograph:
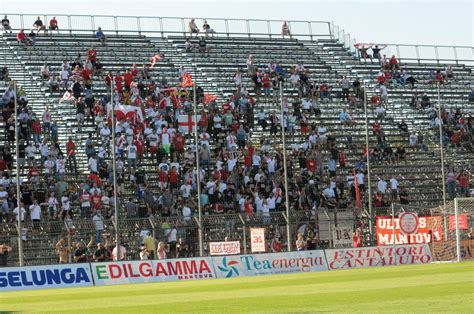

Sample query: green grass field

[1,262,473,313]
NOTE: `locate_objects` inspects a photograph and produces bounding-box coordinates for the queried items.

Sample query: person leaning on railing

[1,15,12,33]
[188,19,199,36]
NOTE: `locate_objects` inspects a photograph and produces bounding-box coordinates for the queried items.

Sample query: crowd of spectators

[0,18,472,263]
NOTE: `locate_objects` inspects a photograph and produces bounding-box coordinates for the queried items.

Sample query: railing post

[453,47,458,66]
[159,17,164,38]
[415,45,420,65]
[396,45,401,62]
[68,15,72,35]
[309,21,313,42]
[267,20,271,39]
[434,46,439,65]
[137,17,141,36]
[225,19,229,38]
[114,16,118,36]
[91,16,95,34]
[181,18,186,37]
[20,14,24,30]
[246,19,250,38]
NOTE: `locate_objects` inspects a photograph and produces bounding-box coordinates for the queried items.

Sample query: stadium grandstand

[0,13,472,267]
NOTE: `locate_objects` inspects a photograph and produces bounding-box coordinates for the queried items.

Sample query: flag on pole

[178,114,200,133]
[181,73,194,87]
[354,170,361,209]
[203,93,217,105]
[150,54,162,67]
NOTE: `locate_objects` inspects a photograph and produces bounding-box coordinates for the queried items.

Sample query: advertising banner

[376,216,444,246]
[92,257,216,286]
[250,228,266,253]
[448,214,468,230]
[209,241,241,256]
[325,244,433,270]
[0,264,94,291]
[212,250,328,278]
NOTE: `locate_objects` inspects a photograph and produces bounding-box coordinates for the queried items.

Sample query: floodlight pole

[194,84,204,257]
[280,81,291,252]
[363,81,374,243]
[14,81,24,267]
[111,77,120,260]
[437,83,447,209]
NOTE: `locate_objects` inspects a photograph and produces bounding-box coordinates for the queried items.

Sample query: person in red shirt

[49,17,59,33]
[372,122,381,136]
[158,167,168,190]
[389,55,399,70]
[458,171,469,197]
[307,159,317,173]
[28,166,40,188]
[82,66,92,81]
[31,119,41,143]
[168,166,179,190]
[262,74,271,97]
[173,131,185,157]
[88,173,102,187]
[123,70,134,91]
[244,196,254,217]
[114,75,123,92]
[435,70,444,84]
[66,137,77,173]
[338,149,347,168]
[16,29,28,45]
[134,136,144,165]
[87,47,97,65]
[198,112,208,130]
[91,190,102,213]
[130,64,139,77]
[0,159,7,172]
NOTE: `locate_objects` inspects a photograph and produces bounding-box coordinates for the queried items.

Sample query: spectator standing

[2,15,12,33]
[92,210,104,244]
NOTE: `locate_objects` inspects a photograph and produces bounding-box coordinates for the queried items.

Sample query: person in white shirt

[112,245,127,261]
[13,204,26,222]
[323,186,335,200]
[182,205,191,222]
[127,143,137,169]
[290,73,300,87]
[88,154,98,173]
[377,178,387,194]
[26,143,37,166]
[180,183,192,200]
[390,176,399,200]
[302,97,312,111]
[409,132,418,150]
[356,172,365,190]
[380,85,388,104]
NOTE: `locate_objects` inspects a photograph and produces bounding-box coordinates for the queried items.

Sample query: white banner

[209,241,241,256]
[92,257,216,286]
[250,228,266,253]
[213,250,328,278]
[332,225,353,247]
[0,264,94,291]
[325,244,433,270]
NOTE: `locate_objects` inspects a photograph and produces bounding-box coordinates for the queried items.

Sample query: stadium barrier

[0,244,432,291]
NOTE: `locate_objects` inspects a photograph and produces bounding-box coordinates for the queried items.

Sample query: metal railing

[3,13,332,40]
[331,22,473,66]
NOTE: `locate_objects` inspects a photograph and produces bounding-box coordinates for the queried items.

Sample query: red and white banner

[376,216,443,246]
[250,228,266,253]
[325,244,432,270]
[107,103,144,122]
[399,212,419,235]
[209,241,240,256]
[178,115,200,133]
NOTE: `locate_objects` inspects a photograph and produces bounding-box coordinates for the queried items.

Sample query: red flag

[150,54,161,67]
[354,170,361,209]
[203,93,217,105]
[181,73,194,87]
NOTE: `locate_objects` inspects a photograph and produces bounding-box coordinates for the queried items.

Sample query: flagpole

[363,81,373,243]
[193,84,204,257]
[14,81,24,266]
[111,76,120,260]
[279,81,291,252]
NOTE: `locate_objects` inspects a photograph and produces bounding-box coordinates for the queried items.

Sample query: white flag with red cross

[178,114,200,133]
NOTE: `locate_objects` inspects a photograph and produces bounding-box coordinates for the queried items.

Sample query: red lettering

[109,264,122,279]
[155,262,168,276]
[128,263,140,278]
[199,260,212,273]
[139,262,153,277]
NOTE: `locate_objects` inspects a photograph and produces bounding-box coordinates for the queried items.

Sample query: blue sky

[1,0,472,47]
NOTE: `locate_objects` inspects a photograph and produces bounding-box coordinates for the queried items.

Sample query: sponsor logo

[0,267,91,288]
[217,257,239,278]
